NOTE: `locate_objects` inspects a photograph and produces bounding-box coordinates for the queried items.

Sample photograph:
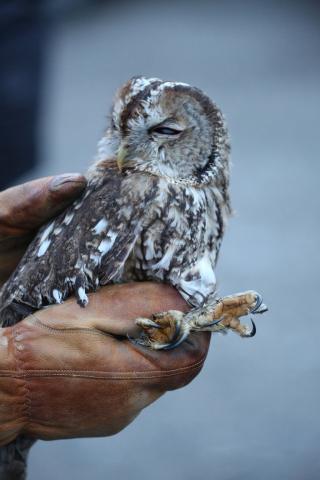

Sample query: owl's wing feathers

[0,169,159,326]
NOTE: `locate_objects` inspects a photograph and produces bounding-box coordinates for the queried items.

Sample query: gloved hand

[0,173,87,286]
[0,175,211,448]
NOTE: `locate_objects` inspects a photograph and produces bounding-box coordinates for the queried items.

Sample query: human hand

[0,177,211,476]
[0,282,210,446]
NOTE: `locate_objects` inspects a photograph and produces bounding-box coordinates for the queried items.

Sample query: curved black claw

[242,318,256,338]
[200,318,223,328]
[251,294,268,314]
[142,318,162,329]
[161,325,190,350]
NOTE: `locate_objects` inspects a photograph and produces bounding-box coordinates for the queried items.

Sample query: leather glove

[0,176,211,448]
[0,283,210,446]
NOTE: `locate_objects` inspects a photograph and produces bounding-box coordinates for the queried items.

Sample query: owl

[0,76,267,349]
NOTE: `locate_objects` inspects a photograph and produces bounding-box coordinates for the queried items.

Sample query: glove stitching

[0,356,206,380]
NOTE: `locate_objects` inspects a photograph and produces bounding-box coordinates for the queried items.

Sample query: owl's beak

[117,144,128,172]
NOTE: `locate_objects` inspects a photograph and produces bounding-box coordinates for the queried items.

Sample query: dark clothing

[0,1,45,190]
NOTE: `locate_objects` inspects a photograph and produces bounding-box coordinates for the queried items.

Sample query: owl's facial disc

[109,77,229,184]
[121,100,213,179]
[116,118,185,172]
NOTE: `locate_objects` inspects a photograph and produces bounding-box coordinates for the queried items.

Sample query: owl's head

[97,76,230,186]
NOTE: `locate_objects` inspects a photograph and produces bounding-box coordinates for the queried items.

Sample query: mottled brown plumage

[0,76,266,346]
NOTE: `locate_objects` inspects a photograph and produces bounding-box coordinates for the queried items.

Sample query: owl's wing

[0,170,159,325]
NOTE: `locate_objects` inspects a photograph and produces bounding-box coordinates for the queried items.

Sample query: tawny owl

[0,76,267,349]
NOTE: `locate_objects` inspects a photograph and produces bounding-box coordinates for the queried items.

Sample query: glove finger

[0,174,86,238]
[33,283,190,337]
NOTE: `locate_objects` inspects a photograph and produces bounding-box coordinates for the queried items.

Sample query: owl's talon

[161,320,190,350]
[251,293,262,312]
[199,318,223,329]
[133,290,266,349]
[185,290,267,340]
[240,318,256,338]
[136,318,161,329]
[250,293,267,314]
[135,310,190,350]
[252,300,268,314]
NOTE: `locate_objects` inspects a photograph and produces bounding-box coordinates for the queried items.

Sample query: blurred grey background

[2,0,320,478]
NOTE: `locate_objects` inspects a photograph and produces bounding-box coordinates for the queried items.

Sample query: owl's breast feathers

[0,165,228,326]
[130,176,227,306]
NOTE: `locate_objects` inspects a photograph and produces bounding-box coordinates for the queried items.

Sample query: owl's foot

[134,290,267,350]
[188,290,267,337]
[135,310,190,350]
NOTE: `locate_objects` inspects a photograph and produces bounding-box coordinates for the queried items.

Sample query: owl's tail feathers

[0,436,36,480]
[0,303,35,328]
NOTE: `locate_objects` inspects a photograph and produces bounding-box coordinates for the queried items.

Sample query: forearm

[0,436,35,480]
